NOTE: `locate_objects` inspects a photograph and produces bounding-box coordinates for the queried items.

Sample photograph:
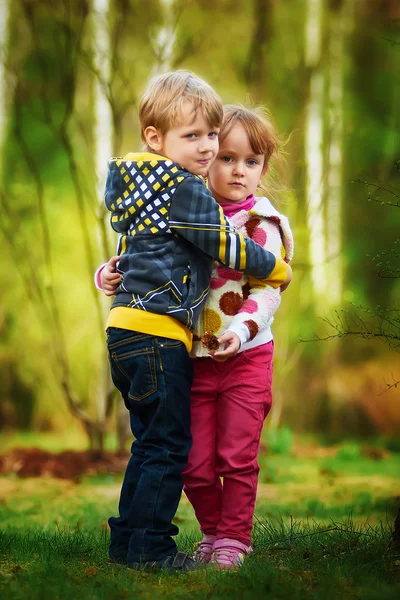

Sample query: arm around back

[169,177,289,287]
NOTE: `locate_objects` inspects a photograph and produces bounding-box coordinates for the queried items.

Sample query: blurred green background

[0,0,399,451]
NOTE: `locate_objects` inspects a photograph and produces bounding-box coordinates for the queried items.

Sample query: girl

[99,105,294,570]
[183,105,294,569]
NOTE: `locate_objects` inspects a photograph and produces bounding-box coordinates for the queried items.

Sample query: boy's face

[208,123,266,204]
[146,102,220,176]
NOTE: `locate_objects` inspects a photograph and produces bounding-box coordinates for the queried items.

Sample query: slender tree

[325,0,349,305]
[0,0,10,162]
[304,0,327,306]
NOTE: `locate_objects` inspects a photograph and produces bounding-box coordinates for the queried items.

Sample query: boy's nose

[198,138,213,153]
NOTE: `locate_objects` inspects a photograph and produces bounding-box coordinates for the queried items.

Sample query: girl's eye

[185,133,197,139]
[222,156,233,163]
[208,132,218,138]
[247,159,258,166]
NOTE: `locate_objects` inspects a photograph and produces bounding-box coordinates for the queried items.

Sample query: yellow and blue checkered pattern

[109,154,186,236]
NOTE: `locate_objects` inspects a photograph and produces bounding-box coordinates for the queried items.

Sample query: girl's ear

[144,126,163,152]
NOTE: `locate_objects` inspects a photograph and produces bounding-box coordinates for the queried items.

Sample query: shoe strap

[215,539,249,552]
[172,551,188,568]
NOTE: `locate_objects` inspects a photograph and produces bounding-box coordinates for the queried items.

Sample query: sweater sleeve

[169,177,288,287]
[227,284,281,343]
[94,263,107,290]
[225,216,286,343]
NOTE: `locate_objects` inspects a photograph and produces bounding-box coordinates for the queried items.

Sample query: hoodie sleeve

[104,161,132,234]
[169,177,288,287]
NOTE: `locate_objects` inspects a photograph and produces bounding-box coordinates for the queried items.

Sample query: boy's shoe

[128,551,196,572]
[109,554,127,566]
[210,538,252,570]
[193,534,216,564]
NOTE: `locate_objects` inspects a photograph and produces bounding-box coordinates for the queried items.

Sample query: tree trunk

[326,0,351,306]
[0,0,11,161]
[92,0,121,453]
[152,0,178,74]
[245,0,273,98]
[304,0,327,307]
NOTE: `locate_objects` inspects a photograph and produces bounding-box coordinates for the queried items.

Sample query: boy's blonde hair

[220,105,280,167]
[139,70,223,142]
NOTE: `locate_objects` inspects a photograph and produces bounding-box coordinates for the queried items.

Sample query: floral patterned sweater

[191,195,294,358]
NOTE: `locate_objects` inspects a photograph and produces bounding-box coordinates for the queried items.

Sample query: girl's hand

[280,263,292,292]
[101,255,122,296]
[210,331,241,362]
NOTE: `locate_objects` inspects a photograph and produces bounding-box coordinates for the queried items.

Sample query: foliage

[308,170,400,391]
[264,426,294,456]
[0,0,399,441]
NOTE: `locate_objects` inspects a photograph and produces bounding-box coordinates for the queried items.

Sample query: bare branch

[352,178,400,207]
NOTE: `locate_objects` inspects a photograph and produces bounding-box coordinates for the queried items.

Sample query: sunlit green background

[0,0,399,449]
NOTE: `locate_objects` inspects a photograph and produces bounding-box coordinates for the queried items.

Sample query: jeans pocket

[111,346,158,404]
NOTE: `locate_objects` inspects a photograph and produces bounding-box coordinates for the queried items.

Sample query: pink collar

[218,194,256,218]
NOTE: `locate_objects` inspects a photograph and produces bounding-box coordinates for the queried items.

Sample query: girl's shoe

[210,538,252,570]
[194,534,216,564]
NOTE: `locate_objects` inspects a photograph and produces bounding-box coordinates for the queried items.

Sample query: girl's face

[208,123,266,204]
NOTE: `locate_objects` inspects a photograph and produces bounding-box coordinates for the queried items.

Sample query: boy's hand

[280,263,292,292]
[210,331,241,362]
[101,255,122,296]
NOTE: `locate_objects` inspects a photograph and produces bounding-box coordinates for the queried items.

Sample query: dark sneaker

[109,554,127,565]
[128,551,196,572]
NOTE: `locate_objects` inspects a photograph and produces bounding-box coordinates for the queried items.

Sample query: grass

[0,438,399,598]
[1,518,399,599]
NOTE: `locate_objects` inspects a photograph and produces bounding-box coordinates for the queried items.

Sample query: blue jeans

[106,327,193,563]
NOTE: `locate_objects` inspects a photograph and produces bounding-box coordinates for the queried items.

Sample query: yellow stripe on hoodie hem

[106,307,193,352]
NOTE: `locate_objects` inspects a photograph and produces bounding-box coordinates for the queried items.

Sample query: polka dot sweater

[191,196,294,358]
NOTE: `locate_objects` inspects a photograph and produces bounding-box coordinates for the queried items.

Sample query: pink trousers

[183,341,273,546]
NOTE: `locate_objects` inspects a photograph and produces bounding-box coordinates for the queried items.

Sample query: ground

[0,435,399,598]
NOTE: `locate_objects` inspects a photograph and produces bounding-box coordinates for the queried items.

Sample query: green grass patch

[0,519,399,600]
[1,442,399,598]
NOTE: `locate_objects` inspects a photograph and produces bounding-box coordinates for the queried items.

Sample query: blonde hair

[220,104,286,197]
[139,70,223,143]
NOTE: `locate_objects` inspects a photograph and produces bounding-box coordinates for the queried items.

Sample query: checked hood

[105,152,188,235]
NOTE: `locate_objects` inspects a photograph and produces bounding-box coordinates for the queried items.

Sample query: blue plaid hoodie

[104,152,288,347]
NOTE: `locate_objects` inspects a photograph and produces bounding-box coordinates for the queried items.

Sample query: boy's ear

[144,126,163,152]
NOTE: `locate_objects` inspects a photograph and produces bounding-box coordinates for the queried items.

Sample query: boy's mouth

[197,159,210,166]
[229,182,245,187]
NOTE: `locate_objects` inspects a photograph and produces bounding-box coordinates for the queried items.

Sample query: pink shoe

[194,534,216,564]
[211,538,252,570]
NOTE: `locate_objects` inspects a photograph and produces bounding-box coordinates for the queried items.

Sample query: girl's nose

[233,162,245,176]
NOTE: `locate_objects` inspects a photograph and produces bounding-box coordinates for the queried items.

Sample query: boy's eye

[208,132,218,138]
[185,133,197,139]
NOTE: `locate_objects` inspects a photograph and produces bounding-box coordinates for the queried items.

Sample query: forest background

[0,0,399,453]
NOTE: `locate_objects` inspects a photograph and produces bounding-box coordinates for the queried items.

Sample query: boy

[103,70,290,572]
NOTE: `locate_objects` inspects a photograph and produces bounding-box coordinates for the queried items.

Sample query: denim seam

[156,338,183,348]
[112,349,157,402]
[108,333,152,350]
[113,347,154,359]
[144,355,169,558]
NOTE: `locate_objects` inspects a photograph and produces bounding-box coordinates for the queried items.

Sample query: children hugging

[95,71,293,572]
